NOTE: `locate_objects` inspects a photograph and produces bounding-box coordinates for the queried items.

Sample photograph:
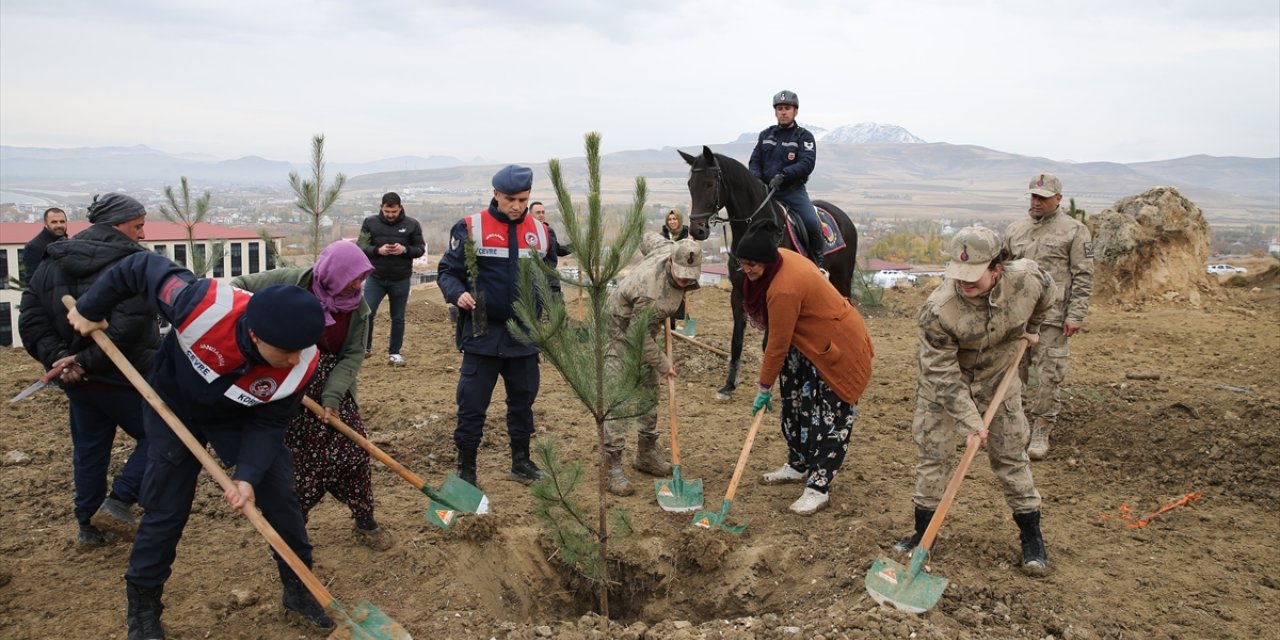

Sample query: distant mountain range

[734,122,926,145]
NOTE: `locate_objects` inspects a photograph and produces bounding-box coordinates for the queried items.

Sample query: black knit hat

[246,285,325,352]
[87,193,146,226]
[734,220,780,263]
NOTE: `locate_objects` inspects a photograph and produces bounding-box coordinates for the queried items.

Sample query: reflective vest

[466,211,548,259]
[175,281,319,407]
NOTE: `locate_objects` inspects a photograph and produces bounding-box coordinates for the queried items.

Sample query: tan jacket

[915,259,1055,433]
[1004,207,1093,326]
[759,249,874,405]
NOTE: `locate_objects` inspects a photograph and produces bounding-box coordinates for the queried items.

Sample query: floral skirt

[777,348,859,493]
[287,353,375,521]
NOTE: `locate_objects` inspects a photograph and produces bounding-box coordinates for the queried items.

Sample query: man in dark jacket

[19,194,157,547]
[358,192,425,366]
[21,206,68,281]
[748,89,823,268]
[67,250,332,637]
[438,165,556,486]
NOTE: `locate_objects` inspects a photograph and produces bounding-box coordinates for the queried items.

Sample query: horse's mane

[712,153,757,184]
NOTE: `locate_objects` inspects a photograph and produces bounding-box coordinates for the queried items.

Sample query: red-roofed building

[1,221,282,348]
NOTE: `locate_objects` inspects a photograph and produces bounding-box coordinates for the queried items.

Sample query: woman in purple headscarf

[232,240,392,550]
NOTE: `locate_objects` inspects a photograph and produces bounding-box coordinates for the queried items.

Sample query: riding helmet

[772,90,799,108]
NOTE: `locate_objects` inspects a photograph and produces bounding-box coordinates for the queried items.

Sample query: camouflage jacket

[1003,207,1094,327]
[607,234,699,374]
[916,259,1055,433]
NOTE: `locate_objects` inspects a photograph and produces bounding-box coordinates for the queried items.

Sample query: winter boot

[126,581,165,640]
[605,450,634,496]
[789,487,829,515]
[1028,418,1054,460]
[761,462,806,485]
[77,523,111,548]
[509,439,543,485]
[91,495,138,540]
[632,434,673,477]
[892,505,936,554]
[353,516,394,551]
[1014,510,1050,576]
[280,565,335,630]
[456,446,479,488]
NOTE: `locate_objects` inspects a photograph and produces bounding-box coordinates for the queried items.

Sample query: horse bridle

[688,163,777,230]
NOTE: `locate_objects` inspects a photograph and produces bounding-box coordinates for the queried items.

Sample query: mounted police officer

[438,165,556,487]
[749,89,824,269]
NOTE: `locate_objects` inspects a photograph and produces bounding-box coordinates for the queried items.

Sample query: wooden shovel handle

[724,409,768,503]
[300,396,426,491]
[62,296,337,609]
[919,338,1029,552]
[664,324,682,467]
[670,331,729,357]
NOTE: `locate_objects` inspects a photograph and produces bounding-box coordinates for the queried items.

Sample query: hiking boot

[632,434,672,477]
[605,450,634,496]
[761,462,806,485]
[457,447,479,488]
[91,495,137,540]
[1028,417,1054,460]
[388,353,405,367]
[126,581,165,640]
[77,523,112,548]
[893,505,936,554]
[789,487,829,515]
[353,517,394,551]
[280,567,335,630]
[509,440,542,485]
[1014,510,1050,577]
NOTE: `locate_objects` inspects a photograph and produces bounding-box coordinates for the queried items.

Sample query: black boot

[126,581,165,640]
[1013,510,1050,577]
[280,566,335,630]
[892,505,936,554]
[509,439,542,485]
[457,446,479,488]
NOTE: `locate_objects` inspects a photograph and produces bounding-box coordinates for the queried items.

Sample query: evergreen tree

[160,176,224,276]
[509,132,653,618]
[288,134,346,263]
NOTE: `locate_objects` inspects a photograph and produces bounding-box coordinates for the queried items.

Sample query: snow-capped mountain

[733,122,925,145]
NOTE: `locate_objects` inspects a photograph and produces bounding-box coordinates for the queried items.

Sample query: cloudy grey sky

[2,0,1277,164]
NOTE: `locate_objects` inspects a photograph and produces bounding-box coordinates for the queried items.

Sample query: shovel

[690,409,767,533]
[655,325,703,512]
[864,339,1029,614]
[675,293,697,337]
[300,397,488,529]
[62,296,411,640]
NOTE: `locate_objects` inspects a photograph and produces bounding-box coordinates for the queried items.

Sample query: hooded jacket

[19,224,160,388]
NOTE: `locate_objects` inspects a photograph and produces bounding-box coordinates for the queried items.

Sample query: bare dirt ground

[2,262,1278,640]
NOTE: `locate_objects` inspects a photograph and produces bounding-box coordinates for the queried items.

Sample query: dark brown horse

[680,145,858,399]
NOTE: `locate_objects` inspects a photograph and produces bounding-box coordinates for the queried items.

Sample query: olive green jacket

[231,268,370,409]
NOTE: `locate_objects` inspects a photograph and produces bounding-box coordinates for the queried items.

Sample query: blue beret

[245,284,325,352]
[491,165,533,194]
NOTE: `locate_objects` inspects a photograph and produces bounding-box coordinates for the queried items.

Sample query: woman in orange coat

[736,219,874,515]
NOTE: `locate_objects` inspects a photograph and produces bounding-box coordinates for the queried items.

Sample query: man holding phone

[359,192,425,366]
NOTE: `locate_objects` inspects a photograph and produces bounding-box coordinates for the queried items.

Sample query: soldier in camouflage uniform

[601,234,703,496]
[894,226,1055,576]
[1003,173,1094,460]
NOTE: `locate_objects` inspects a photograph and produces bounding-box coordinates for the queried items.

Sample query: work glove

[767,174,785,190]
[752,390,774,415]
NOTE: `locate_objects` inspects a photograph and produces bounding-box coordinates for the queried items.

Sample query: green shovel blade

[864,547,948,614]
[329,599,414,640]
[690,498,747,534]
[420,474,489,530]
[656,465,704,513]
[675,316,698,338]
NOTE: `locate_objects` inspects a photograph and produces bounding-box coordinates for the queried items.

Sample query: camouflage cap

[670,238,703,281]
[1027,173,1062,198]
[944,226,1001,282]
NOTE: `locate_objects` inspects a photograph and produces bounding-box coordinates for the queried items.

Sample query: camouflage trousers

[603,367,660,453]
[1020,324,1070,421]
[778,348,857,492]
[911,383,1041,513]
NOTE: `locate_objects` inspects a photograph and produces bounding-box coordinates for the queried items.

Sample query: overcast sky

[2,0,1277,165]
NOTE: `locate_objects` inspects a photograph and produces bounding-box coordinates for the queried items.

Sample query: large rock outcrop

[1088,186,1215,306]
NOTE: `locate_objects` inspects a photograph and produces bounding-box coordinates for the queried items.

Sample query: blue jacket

[75,251,308,487]
[748,124,817,189]
[438,202,556,357]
